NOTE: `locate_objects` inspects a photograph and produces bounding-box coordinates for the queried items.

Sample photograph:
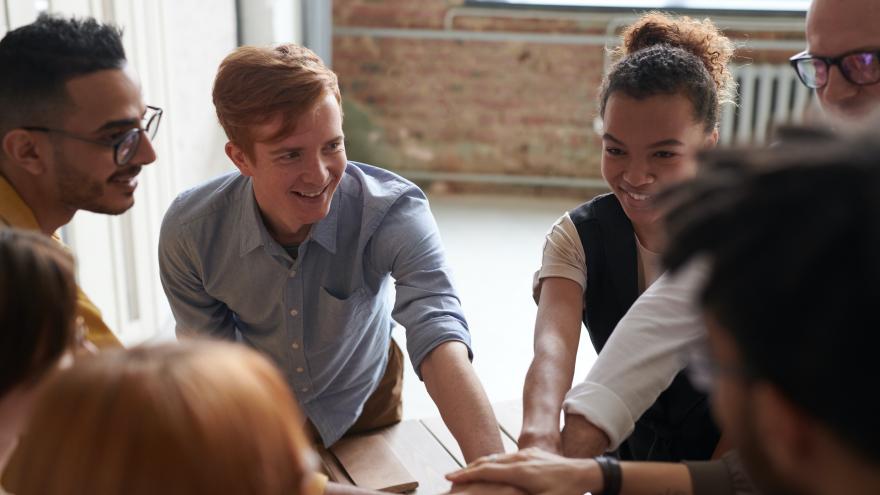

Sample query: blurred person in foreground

[0,229,80,490]
[7,341,321,495]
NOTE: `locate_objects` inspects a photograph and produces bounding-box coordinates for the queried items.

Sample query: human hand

[446,448,602,495]
[560,414,610,459]
[449,482,528,495]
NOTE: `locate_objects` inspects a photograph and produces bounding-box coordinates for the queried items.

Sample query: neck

[258,208,311,246]
[0,389,31,472]
[632,221,665,253]
[1,170,75,235]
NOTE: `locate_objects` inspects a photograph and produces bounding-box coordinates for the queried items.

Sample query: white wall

[2,0,238,345]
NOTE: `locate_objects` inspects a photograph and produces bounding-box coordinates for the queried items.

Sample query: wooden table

[318,400,523,493]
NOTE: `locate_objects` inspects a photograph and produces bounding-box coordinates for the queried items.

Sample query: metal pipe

[333,26,803,50]
[395,170,609,190]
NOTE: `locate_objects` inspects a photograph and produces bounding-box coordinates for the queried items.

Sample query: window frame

[464,0,810,16]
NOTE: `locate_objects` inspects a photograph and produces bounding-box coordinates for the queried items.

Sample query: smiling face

[48,67,157,215]
[807,0,880,118]
[227,93,347,244]
[601,92,715,237]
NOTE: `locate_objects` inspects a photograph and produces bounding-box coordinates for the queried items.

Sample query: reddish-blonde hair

[9,341,314,495]
[213,43,341,153]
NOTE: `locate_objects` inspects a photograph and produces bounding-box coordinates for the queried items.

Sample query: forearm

[522,277,584,445]
[421,341,504,462]
[521,339,577,439]
[619,462,693,495]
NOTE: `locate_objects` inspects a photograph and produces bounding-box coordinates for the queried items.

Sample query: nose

[302,153,330,186]
[131,132,158,166]
[819,65,859,111]
[622,157,655,187]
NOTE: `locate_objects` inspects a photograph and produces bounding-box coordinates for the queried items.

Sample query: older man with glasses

[790,0,880,118]
[0,14,160,348]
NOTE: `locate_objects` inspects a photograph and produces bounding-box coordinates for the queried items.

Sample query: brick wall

[333,1,808,191]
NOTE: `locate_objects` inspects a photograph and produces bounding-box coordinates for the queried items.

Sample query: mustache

[109,166,142,181]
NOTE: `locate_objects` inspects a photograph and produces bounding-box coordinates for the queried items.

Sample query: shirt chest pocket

[309,286,372,351]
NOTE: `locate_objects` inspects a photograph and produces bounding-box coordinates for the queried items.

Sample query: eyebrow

[269,135,345,155]
[95,118,140,133]
[648,139,685,148]
[602,133,684,148]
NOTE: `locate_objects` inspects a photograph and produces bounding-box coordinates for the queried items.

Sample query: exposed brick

[334,0,808,188]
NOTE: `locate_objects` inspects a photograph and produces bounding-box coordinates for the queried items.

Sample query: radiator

[720,63,815,146]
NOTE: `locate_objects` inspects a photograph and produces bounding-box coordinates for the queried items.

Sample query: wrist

[576,458,605,495]
[594,455,622,495]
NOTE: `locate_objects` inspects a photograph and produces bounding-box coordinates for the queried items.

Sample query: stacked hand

[446,448,603,495]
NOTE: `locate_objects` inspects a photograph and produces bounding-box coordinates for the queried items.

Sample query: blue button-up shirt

[159,162,472,445]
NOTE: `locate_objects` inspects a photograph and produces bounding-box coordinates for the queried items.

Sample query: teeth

[293,184,327,198]
[627,191,650,201]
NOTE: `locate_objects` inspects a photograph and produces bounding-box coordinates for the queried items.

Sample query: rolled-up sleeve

[370,189,471,378]
[158,207,237,340]
[563,260,709,449]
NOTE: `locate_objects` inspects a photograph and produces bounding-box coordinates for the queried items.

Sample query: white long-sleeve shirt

[562,261,710,450]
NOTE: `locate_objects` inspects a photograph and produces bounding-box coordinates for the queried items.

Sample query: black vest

[570,193,719,462]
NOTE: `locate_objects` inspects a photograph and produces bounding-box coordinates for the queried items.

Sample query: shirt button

[289,309,298,317]
[296,367,304,373]
[289,270,296,278]
[291,342,300,349]
[301,387,309,393]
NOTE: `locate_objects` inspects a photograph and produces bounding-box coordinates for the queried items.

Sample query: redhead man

[159,44,504,460]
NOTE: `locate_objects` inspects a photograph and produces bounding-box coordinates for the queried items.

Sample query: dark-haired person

[557,0,880,462]
[449,125,880,495]
[520,12,734,462]
[0,229,80,489]
[158,44,504,461]
[0,14,160,348]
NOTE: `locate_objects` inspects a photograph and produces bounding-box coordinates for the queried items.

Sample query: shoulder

[338,162,426,222]
[162,171,248,233]
[340,161,422,203]
[569,193,620,224]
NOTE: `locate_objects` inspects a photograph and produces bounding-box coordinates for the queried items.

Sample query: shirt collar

[308,188,339,255]
[0,175,41,231]
[239,179,269,256]
[238,177,340,257]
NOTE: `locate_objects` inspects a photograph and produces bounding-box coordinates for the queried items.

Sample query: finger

[467,452,520,468]
[446,464,515,485]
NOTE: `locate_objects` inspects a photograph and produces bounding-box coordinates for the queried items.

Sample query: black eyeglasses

[22,105,163,166]
[790,50,880,89]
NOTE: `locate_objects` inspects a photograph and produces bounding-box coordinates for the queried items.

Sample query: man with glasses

[535,0,880,471]
[791,0,880,118]
[0,14,160,348]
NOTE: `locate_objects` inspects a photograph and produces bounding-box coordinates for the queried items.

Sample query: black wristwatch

[595,455,622,495]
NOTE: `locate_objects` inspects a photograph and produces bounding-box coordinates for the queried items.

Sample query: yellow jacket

[0,175,122,349]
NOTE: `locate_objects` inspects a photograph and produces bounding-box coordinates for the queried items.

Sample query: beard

[738,405,807,495]
[54,148,139,216]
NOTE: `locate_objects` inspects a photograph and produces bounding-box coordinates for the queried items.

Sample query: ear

[1,129,48,175]
[706,128,720,148]
[752,382,819,479]
[225,141,255,177]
